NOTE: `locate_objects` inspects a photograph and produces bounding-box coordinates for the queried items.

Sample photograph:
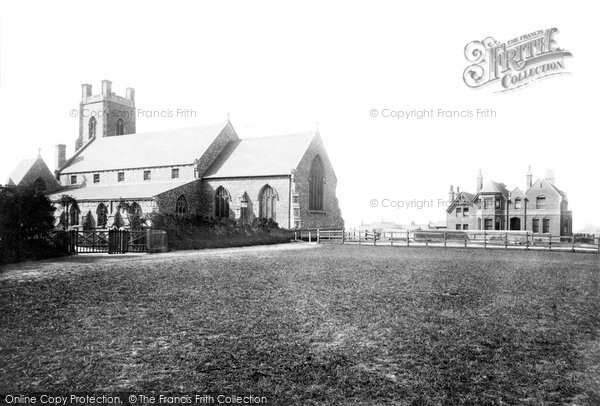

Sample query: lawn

[1,244,599,404]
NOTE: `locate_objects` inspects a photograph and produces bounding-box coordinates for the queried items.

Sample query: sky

[0,1,598,230]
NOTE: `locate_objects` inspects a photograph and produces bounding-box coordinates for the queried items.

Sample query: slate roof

[6,158,37,185]
[479,180,509,196]
[60,121,231,173]
[46,180,197,201]
[203,131,316,178]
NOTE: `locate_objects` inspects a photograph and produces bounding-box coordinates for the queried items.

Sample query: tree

[0,187,56,263]
[112,210,125,229]
[82,210,95,230]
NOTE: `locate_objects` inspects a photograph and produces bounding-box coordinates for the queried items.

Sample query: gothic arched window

[309,155,324,211]
[96,203,108,228]
[89,117,97,138]
[214,187,231,218]
[69,203,80,226]
[32,177,46,193]
[116,118,125,135]
[259,185,277,220]
[176,195,187,214]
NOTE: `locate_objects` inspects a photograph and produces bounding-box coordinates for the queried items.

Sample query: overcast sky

[0,1,597,230]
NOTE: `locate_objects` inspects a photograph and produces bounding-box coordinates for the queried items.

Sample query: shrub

[82,210,95,230]
[112,211,125,229]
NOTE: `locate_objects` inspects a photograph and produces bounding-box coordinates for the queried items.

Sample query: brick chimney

[55,144,66,170]
[477,169,483,192]
[526,166,533,189]
[126,87,135,101]
[449,185,455,203]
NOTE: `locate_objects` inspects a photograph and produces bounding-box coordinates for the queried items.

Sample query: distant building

[446,168,572,236]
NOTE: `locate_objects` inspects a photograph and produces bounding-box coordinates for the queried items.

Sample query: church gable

[7,155,60,192]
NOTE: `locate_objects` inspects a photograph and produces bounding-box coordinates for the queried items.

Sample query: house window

[116,118,125,135]
[455,224,461,230]
[536,196,546,209]
[483,198,492,210]
[175,195,187,214]
[214,186,230,218]
[259,184,277,220]
[532,218,540,233]
[143,170,151,181]
[89,117,97,138]
[514,198,521,209]
[118,172,124,182]
[171,168,179,179]
[495,198,501,209]
[478,218,482,229]
[93,174,100,183]
[484,218,493,230]
[70,175,77,185]
[292,195,299,204]
[309,155,324,211]
[463,207,469,217]
[456,207,461,217]
[543,218,550,234]
[463,224,469,230]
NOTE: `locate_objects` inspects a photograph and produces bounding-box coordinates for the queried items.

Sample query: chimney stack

[55,144,66,170]
[126,87,135,101]
[526,166,533,189]
[81,84,92,101]
[449,185,455,203]
[545,169,556,184]
[101,80,112,96]
[477,169,483,191]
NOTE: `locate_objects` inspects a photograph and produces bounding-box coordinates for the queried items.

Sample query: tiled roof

[60,121,231,173]
[46,180,196,201]
[7,158,37,185]
[203,131,316,178]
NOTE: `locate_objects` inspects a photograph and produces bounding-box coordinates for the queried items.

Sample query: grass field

[1,244,599,404]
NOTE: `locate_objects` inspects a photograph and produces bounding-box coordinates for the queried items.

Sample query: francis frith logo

[463,28,572,92]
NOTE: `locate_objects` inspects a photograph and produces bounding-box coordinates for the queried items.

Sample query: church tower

[75,80,136,150]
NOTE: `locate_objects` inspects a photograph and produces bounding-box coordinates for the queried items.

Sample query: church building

[446,168,572,236]
[7,80,344,230]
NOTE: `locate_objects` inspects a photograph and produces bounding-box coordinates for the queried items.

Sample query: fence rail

[295,228,600,254]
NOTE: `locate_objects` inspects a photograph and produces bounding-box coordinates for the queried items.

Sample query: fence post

[342,228,345,244]
[483,230,487,249]
[549,235,552,251]
[443,231,447,248]
[571,235,575,252]
[146,229,152,252]
[373,231,376,246]
[407,230,410,247]
[597,236,600,254]
[358,230,361,245]
[390,231,394,246]
[464,233,467,248]
[525,231,529,250]
[317,229,320,244]
[308,231,312,243]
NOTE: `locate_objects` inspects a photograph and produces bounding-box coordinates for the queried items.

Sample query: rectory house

[6,80,344,230]
[446,168,572,236]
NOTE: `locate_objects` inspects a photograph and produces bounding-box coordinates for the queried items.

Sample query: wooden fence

[59,229,168,254]
[295,228,600,254]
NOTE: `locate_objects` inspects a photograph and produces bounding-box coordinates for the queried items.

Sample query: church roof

[60,121,231,173]
[46,179,196,201]
[7,158,37,185]
[203,131,317,178]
